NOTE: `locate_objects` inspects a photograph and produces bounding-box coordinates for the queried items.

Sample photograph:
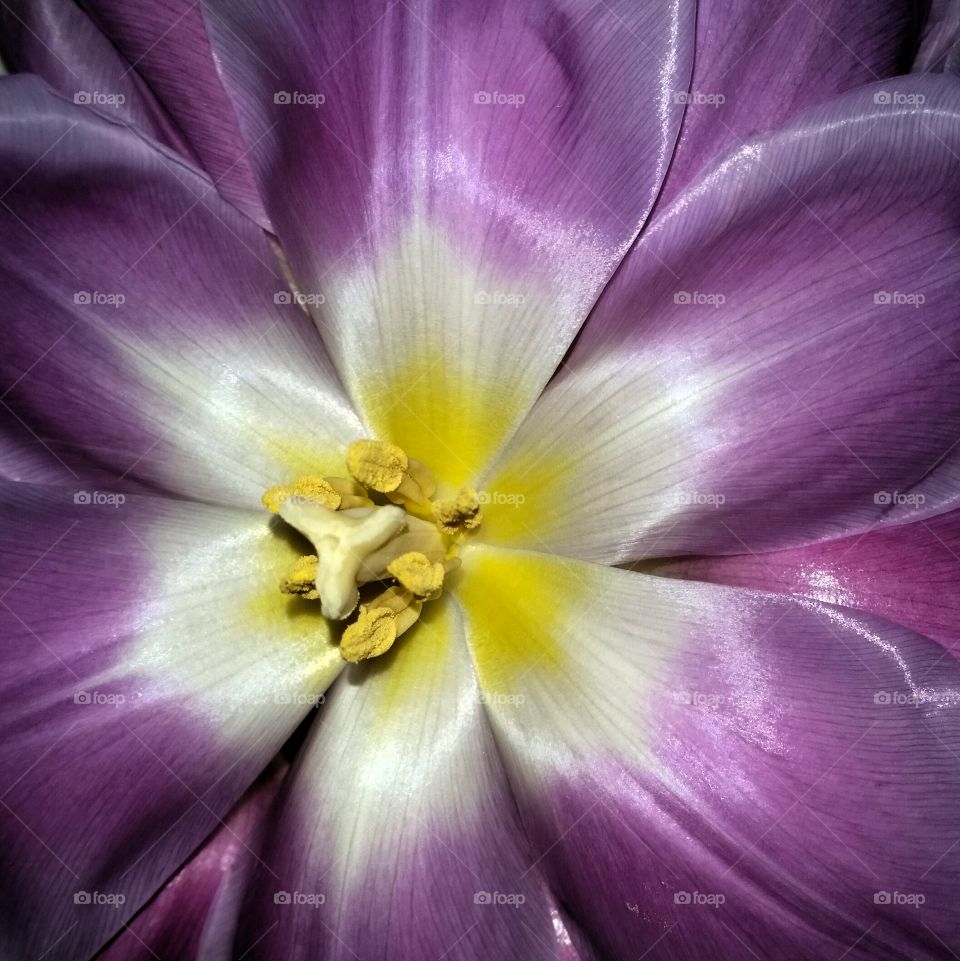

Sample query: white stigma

[277,501,406,619]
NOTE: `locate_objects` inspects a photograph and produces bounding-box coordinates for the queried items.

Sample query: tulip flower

[1,3,960,960]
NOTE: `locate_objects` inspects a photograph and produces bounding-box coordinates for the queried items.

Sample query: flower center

[262,440,482,663]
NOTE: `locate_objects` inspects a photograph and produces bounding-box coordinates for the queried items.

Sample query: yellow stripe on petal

[125,508,345,745]
[244,527,345,685]
[259,434,346,486]
[455,546,666,773]
[356,347,523,492]
[325,216,552,492]
[370,596,456,726]
[475,444,573,550]
[455,546,597,697]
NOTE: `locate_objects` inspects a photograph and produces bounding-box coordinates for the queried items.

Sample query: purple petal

[658,0,919,206]
[914,0,960,72]
[204,0,694,271]
[0,406,79,484]
[234,601,570,960]
[0,75,361,507]
[199,0,694,484]
[95,762,287,961]
[481,74,960,563]
[458,547,960,960]
[0,0,271,227]
[647,510,960,656]
[0,0,192,160]
[0,484,344,961]
[0,406,160,491]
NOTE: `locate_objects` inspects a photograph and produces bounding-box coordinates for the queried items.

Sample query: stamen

[387,551,445,600]
[346,439,435,507]
[280,554,319,599]
[277,501,406,620]
[340,607,398,662]
[406,458,437,500]
[263,438,477,665]
[432,487,483,534]
[340,585,423,663]
[365,583,417,615]
[262,475,373,513]
[346,439,406,489]
[325,476,375,509]
[262,476,339,513]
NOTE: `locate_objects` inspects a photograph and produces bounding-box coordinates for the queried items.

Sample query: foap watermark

[874,691,921,707]
[672,690,725,709]
[674,290,725,308]
[274,290,326,307]
[74,690,126,707]
[75,891,125,908]
[478,691,526,706]
[674,90,725,108]
[474,91,525,107]
[874,491,925,507]
[74,291,125,308]
[674,491,725,508]
[274,91,325,106]
[281,494,334,509]
[875,891,925,907]
[674,891,725,907]
[477,490,526,507]
[474,891,526,907]
[74,91,126,108]
[273,691,325,708]
[874,90,926,107]
[474,291,526,307]
[74,490,125,508]
[874,290,925,308]
[274,890,325,907]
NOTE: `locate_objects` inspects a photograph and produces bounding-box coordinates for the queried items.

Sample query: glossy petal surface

[458,546,960,960]
[0,484,341,961]
[483,76,960,562]
[203,0,694,487]
[0,76,360,508]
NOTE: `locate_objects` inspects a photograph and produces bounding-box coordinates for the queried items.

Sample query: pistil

[263,438,480,663]
[276,501,405,619]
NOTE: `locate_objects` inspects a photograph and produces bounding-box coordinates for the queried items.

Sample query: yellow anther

[347,440,408,492]
[264,440,469,662]
[346,439,435,507]
[340,606,397,662]
[387,551,445,600]
[339,580,428,661]
[262,476,340,513]
[280,555,319,599]
[432,487,483,534]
